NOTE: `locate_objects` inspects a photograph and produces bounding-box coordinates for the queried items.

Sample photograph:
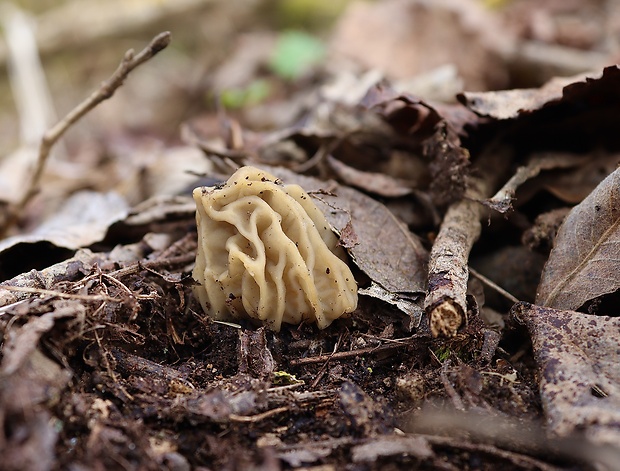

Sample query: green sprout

[269,30,325,80]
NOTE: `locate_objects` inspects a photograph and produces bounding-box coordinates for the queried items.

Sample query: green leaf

[220,79,271,109]
[269,30,325,80]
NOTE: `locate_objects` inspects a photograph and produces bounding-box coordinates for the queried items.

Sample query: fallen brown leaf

[459,65,620,120]
[512,302,620,457]
[326,155,413,198]
[536,167,620,310]
[265,166,429,296]
[0,191,128,256]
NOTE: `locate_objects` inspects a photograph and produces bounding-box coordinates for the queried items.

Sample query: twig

[469,267,519,304]
[110,347,194,389]
[310,333,343,388]
[229,406,290,423]
[95,330,133,402]
[289,342,408,366]
[0,285,119,302]
[421,435,566,471]
[483,153,585,213]
[516,40,608,78]
[107,252,195,279]
[424,148,509,337]
[0,31,171,236]
[101,273,159,301]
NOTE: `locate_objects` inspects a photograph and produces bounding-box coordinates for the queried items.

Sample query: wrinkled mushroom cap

[192,166,358,331]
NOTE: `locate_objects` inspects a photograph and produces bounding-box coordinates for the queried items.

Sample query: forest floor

[1,1,619,470]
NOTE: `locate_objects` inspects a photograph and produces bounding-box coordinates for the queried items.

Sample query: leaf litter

[1,2,620,470]
[537,167,620,311]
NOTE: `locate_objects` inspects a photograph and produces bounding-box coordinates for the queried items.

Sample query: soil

[0,226,574,470]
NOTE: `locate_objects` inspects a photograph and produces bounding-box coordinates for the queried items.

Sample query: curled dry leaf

[541,152,620,204]
[459,65,620,120]
[237,328,275,380]
[512,303,620,455]
[457,69,582,119]
[358,283,423,327]
[536,167,620,310]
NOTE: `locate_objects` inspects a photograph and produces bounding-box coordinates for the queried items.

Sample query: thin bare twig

[0,285,119,302]
[108,252,195,279]
[310,333,344,388]
[469,267,520,304]
[71,252,194,291]
[229,406,290,423]
[483,153,585,213]
[1,31,171,236]
[289,341,409,366]
[95,330,134,402]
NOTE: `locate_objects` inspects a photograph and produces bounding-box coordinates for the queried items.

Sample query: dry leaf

[501,151,620,212]
[326,155,413,198]
[0,305,75,471]
[237,328,275,380]
[512,303,620,452]
[0,191,128,255]
[0,249,105,304]
[521,208,570,253]
[265,166,428,295]
[536,167,620,310]
[1,308,75,376]
[358,283,423,327]
[541,152,620,204]
[459,65,620,120]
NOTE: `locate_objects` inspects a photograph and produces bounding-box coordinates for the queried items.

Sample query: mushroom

[192,166,358,331]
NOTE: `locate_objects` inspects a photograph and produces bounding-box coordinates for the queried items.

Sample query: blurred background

[0,0,618,234]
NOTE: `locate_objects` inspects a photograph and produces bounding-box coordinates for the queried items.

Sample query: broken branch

[0,31,171,236]
[425,147,509,337]
[483,153,585,213]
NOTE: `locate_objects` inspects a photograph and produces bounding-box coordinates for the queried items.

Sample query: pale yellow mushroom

[192,166,358,331]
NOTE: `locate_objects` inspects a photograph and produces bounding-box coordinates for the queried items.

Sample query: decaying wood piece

[425,200,479,337]
[425,148,508,337]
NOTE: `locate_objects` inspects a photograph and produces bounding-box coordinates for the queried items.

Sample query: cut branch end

[429,299,464,338]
